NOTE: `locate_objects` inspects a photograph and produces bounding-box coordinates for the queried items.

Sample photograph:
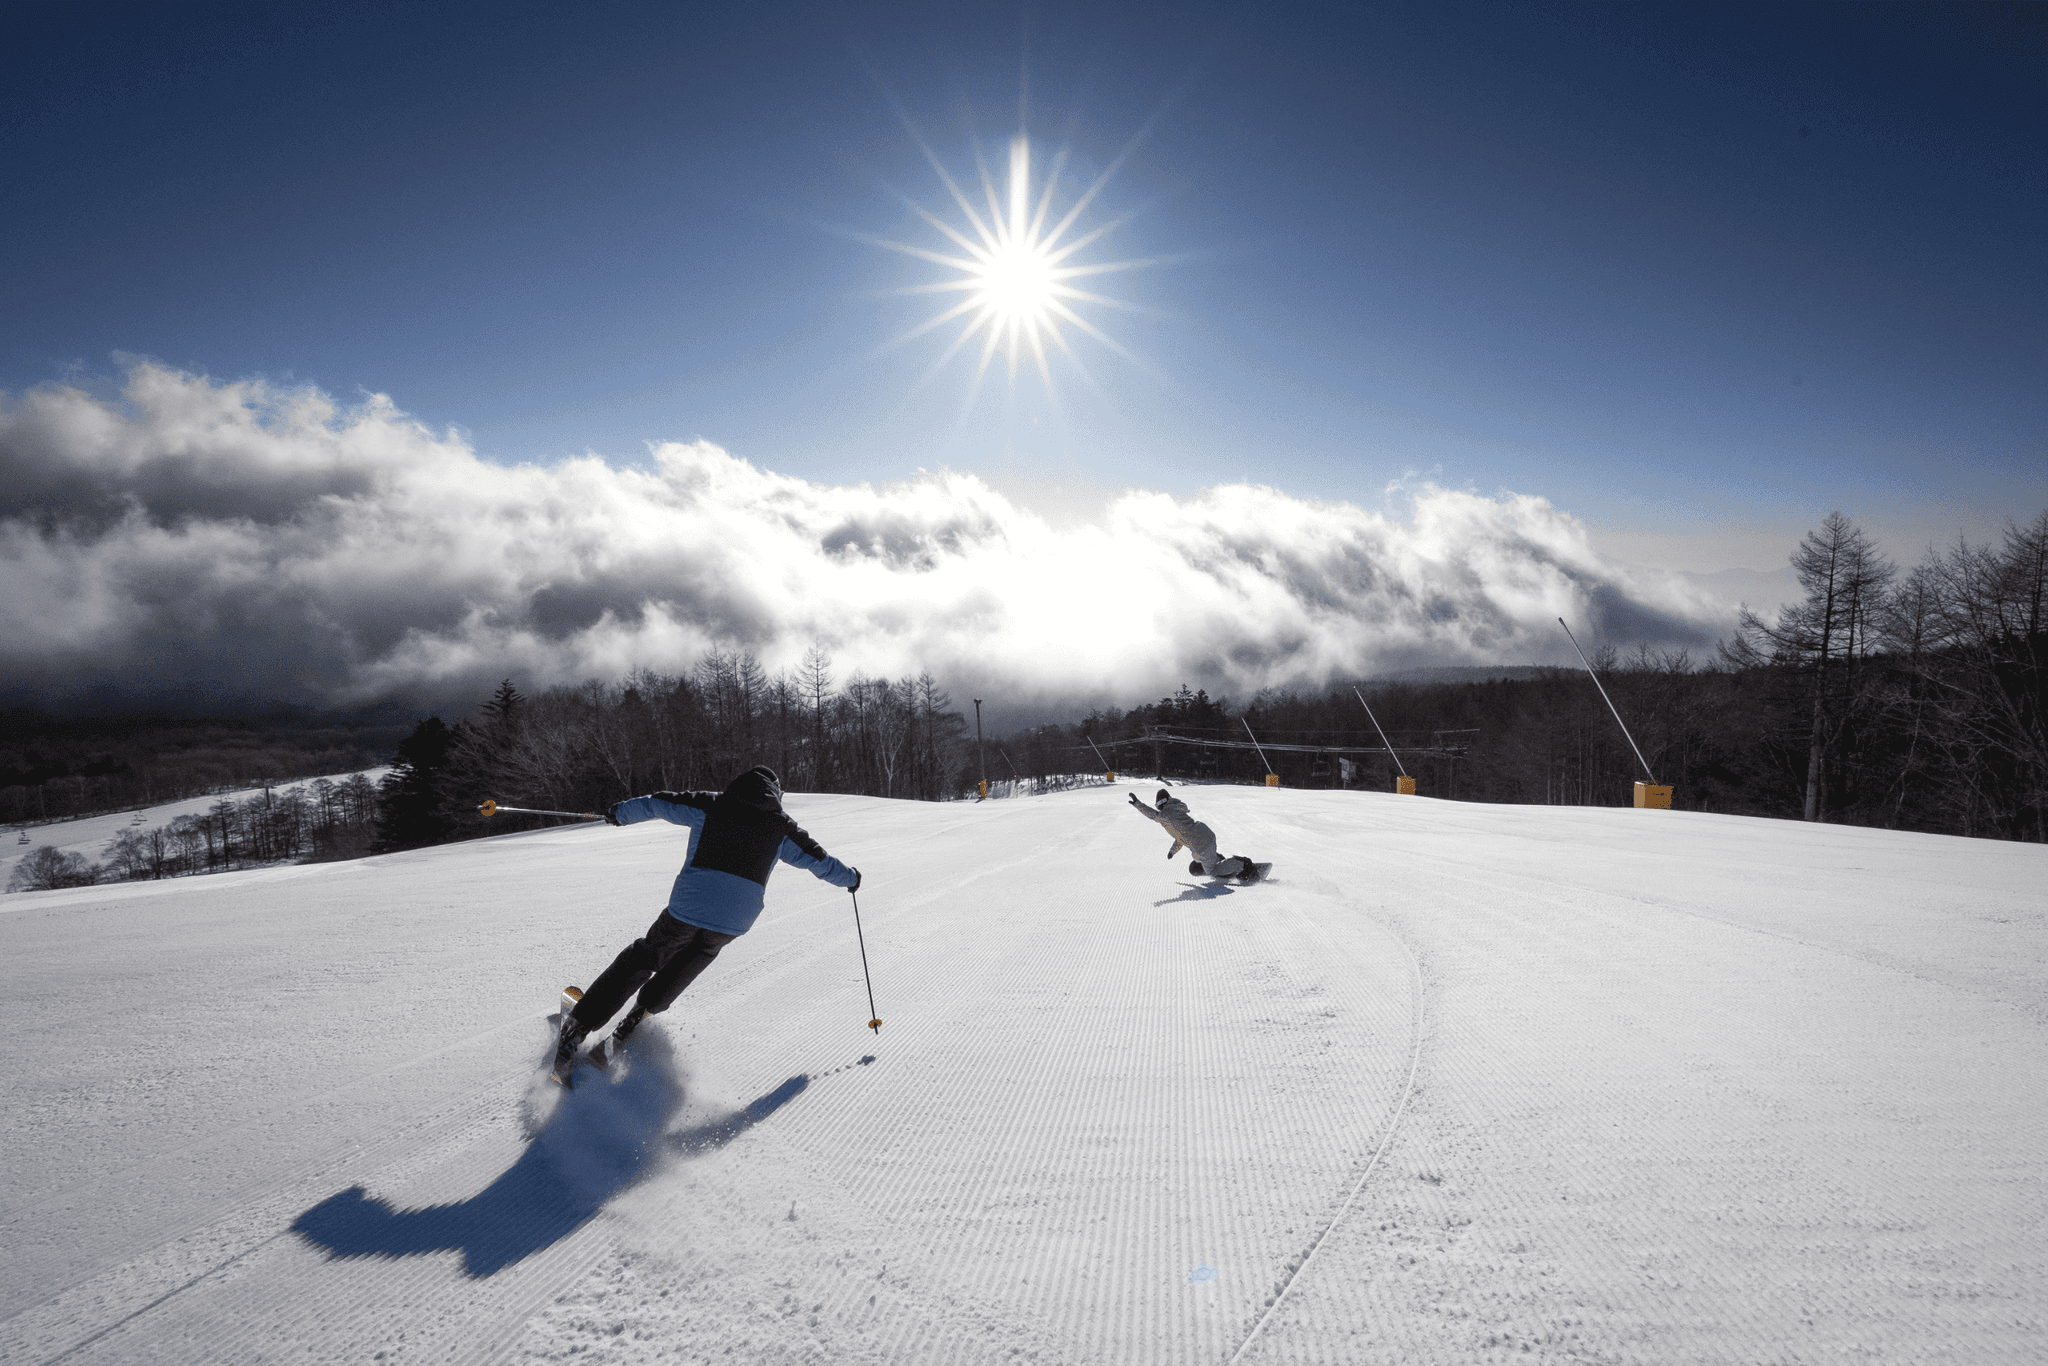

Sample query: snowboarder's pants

[1172,823,1246,875]
[572,911,736,1030]
[1176,821,1220,865]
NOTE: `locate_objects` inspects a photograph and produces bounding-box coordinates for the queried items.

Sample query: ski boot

[589,1006,648,1071]
[551,1015,591,1088]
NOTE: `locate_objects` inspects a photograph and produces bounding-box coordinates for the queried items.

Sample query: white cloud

[0,362,1735,712]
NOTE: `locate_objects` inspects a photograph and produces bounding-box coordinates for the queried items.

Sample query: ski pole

[476,800,602,820]
[850,887,882,1033]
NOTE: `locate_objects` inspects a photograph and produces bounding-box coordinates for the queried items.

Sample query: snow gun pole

[1351,688,1408,778]
[476,800,601,820]
[1085,734,1114,780]
[974,698,987,799]
[850,888,881,1033]
[1242,718,1278,785]
[1557,618,1657,782]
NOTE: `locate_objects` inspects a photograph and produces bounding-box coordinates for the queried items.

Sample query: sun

[975,232,1059,331]
[875,132,1149,398]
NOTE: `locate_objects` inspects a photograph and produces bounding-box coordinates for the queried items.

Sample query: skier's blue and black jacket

[612,766,857,937]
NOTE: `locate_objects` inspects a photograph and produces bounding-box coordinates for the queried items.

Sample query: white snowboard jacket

[1128,793,1220,863]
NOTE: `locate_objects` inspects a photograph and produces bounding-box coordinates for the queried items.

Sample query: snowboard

[1192,860,1271,883]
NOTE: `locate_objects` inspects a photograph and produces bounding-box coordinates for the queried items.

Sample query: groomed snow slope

[2,784,2042,1365]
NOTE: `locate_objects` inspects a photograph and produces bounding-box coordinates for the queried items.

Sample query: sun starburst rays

[876,130,1150,402]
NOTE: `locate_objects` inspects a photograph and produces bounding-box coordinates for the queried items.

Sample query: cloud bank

[2,363,1732,716]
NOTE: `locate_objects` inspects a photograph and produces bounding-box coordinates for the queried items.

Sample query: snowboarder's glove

[847,867,862,893]
[603,803,622,827]
[1127,793,1141,807]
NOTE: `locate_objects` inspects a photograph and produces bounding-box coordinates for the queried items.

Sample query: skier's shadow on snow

[291,1032,817,1277]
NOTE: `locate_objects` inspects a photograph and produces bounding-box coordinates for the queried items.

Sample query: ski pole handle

[477,800,601,820]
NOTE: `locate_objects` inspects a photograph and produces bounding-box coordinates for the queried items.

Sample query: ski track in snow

[1,786,2043,1363]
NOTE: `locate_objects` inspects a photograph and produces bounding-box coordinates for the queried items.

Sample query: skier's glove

[603,803,622,827]
[847,867,862,893]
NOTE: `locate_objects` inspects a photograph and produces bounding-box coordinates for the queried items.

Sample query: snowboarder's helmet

[1157,789,1172,803]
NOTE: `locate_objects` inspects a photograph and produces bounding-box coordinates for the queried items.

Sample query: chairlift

[1196,750,1218,772]
[16,830,29,844]
[1310,755,1330,778]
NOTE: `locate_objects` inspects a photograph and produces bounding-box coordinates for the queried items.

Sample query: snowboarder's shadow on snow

[291,1031,821,1277]
[1154,881,1242,906]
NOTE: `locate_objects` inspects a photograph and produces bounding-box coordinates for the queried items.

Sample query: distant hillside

[1356,665,1556,687]
[2,707,411,826]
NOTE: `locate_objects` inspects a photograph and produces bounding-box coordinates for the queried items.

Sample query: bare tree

[799,646,835,792]
[8,845,98,891]
[1908,511,2048,838]
[1735,511,1894,821]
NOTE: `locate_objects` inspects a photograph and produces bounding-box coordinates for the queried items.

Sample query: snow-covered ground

[1,783,2042,1364]
[1,769,388,889]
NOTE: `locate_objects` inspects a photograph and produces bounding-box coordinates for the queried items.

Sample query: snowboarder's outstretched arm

[1126,793,1186,857]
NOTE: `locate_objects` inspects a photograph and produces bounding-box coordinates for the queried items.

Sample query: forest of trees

[371,652,969,851]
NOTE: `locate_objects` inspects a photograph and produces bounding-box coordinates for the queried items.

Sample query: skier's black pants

[572,911,736,1030]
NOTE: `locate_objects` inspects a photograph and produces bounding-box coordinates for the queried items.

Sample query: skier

[552,764,860,1084]
[1126,789,1262,883]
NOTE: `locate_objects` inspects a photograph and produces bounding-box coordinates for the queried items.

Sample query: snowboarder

[552,765,860,1084]
[1126,789,1262,883]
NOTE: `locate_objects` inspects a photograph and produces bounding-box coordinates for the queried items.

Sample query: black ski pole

[850,887,882,1033]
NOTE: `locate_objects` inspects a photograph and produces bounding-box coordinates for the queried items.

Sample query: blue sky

[2,1,2043,714]
[9,1,2041,566]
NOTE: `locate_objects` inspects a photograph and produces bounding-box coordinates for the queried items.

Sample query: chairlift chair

[1310,756,1330,778]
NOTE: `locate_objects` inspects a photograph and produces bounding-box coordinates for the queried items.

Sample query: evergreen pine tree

[372,718,457,853]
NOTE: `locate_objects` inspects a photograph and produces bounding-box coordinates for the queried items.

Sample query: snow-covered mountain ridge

[2,784,2041,1364]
